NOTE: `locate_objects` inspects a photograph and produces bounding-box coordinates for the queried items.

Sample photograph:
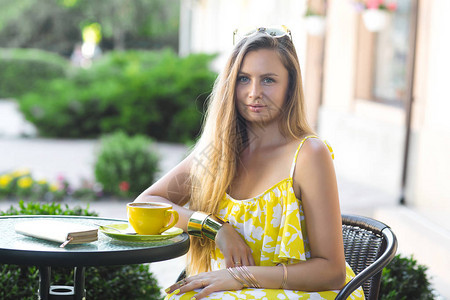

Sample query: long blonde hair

[187,32,313,275]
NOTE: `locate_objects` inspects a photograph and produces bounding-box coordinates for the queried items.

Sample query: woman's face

[235,49,289,126]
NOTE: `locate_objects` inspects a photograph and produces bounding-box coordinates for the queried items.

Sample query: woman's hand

[166,269,243,299]
[215,223,255,268]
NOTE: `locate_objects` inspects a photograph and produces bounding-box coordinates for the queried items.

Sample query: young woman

[134,27,365,300]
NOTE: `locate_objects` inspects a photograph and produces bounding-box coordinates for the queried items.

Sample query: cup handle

[159,209,179,233]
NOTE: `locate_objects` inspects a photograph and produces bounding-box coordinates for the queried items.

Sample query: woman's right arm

[134,152,195,232]
[136,152,254,268]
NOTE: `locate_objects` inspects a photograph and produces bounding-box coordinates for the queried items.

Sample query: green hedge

[0,201,162,300]
[379,254,435,300]
[94,131,160,198]
[0,48,69,98]
[19,49,217,143]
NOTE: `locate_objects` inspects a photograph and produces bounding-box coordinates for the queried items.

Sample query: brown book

[15,220,98,247]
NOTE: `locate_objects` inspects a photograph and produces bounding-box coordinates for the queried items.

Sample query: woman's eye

[263,77,275,84]
[237,76,249,83]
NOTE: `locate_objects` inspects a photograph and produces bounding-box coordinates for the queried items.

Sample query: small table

[0,215,190,300]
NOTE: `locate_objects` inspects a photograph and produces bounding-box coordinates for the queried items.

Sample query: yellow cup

[127,202,179,235]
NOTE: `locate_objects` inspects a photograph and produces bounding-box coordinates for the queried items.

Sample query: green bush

[19,49,217,142]
[18,77,119,138]
[0,200,97,217]
[0,48,69,98]
[0,201,162,300]
[95,131,159,198]
[379,254,435,300]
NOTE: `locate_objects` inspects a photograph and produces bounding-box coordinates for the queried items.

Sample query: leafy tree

[0,0,84,56]
[0,0,180,56]
[0,0,33,31]
[77,0,180,50]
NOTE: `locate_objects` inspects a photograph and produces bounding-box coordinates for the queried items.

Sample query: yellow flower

[49,184,59,192]
[18,177,34,189]
[37,179,47,185]
[12,168,31,178]
[0,174,12,188]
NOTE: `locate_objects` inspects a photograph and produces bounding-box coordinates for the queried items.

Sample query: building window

[355,0,415,108]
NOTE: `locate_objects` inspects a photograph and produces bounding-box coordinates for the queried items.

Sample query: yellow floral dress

[166,136,365,300]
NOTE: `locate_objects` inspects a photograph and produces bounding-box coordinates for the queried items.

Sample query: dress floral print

[166,136,365,300]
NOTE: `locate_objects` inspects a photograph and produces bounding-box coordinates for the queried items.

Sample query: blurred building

[179,0,450,296]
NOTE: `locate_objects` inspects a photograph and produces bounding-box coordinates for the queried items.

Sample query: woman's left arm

[285,137,347,290]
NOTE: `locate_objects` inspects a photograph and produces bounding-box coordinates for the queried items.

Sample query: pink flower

[119,181,130,192]
[366,0,383,9]
[387,2,397,11]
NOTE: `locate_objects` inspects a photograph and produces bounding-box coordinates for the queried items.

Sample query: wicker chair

[336,214,398,300]
[176,214,397,300]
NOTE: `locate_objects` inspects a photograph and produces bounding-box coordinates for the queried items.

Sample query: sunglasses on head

[233,26,292,45]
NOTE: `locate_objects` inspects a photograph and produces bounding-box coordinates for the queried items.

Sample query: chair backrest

[339,214,398,300]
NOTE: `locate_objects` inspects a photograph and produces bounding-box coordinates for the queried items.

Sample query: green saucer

[99,223,183,242]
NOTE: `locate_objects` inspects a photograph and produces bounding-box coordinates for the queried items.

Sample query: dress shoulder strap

[289,135,335,178]
[289,135,318,178]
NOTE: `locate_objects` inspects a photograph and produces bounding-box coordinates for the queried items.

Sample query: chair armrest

[176,269,187,282]
[335,228,397,300]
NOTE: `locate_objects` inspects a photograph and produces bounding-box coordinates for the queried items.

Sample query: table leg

[39,266,51,300]
[38,266,86,300]
[73,267,86,300]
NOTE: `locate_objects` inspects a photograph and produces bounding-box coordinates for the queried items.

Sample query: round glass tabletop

[0,215,190,267]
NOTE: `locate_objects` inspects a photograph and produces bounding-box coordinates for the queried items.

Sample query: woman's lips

[247,104,266,112]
